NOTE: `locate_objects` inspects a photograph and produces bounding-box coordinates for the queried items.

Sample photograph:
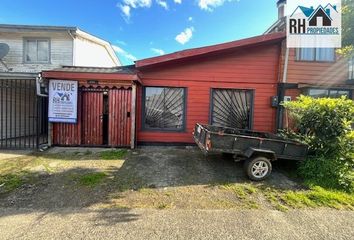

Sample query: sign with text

[286,0,342,48]
[48,80,78,123]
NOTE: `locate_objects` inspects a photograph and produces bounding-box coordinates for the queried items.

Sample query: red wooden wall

[52,87,132,147]
[136,43,281,144]
[109,88,131,147]
[278,47,349,86]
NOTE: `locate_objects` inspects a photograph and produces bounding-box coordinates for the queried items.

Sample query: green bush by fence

[283,96,354,192]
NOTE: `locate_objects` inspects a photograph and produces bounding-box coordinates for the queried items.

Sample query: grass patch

[262,186,354,210]
[220,183,257,199]
[77,172,107,187]
[0,174,24,193]
[219,183,260,209]
[281,186,354,209]
[100,149,127,160]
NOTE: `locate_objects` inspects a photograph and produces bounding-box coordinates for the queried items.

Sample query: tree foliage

[338,0,354,56]
[283,96,354,192]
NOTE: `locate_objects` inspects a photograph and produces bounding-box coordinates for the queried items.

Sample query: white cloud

[151,48,165,55]
[120,5,131,18]
[198,0,240,11]
[119,0,170,19]
[112,45,137,62]
[123,0,152,8]
[156,0,168,10]
[188,16,193,21]
[175,27,194,45]
[174,0,182,4]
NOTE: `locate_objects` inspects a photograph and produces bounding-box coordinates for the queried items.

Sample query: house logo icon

[286,0,341,48]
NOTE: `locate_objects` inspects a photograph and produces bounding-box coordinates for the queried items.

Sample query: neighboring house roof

[0,24,77,32]
[0,24,121,66]
[136,32,286,68]
[41,65,138,82]
[49,65,136,74]
[264,17,286,34]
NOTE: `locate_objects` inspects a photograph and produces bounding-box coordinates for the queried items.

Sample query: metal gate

[0,79,48,149]
[211,88,254,129]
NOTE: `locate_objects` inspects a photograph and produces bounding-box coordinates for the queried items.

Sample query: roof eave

[136,32,286,68]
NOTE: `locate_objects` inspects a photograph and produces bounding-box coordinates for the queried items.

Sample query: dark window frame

[142,86,187,132]
[296,48,336,62]
[209,88,255,130]
[305,88,352,99]
[23,37,51,64]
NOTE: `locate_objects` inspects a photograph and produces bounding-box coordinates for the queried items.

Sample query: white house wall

[74,36,117,67]
[0,32,73,73]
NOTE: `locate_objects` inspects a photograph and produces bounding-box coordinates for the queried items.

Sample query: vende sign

[48,80,78,123]
[286,0,342,48]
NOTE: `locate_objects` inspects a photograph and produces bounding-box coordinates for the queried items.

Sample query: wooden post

[130,83,137,149]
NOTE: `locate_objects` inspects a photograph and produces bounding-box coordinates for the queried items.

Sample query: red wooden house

[42,33,286,147]
[41,0,354,148]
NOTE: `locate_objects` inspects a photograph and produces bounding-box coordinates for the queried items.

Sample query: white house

[0,24,121,149]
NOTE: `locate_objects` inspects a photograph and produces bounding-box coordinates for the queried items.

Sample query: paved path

[0,208,353,240]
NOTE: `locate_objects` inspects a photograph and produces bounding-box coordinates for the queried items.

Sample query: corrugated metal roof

[50,65,136,74]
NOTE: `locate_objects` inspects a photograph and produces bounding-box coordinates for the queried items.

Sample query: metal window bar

[211,89,253,129]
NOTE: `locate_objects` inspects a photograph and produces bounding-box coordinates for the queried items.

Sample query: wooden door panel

[109,88,131,146]
[82,91,103,145]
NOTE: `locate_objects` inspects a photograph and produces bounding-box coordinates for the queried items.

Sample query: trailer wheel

[244,156,272,181]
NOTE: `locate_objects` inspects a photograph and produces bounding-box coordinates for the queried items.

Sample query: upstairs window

[296,48,335,62]
[24,38,50,63]
[143,87,186,131]
[307,88,351,98]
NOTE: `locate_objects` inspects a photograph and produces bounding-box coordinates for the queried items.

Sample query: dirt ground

[0,146,304,211]
[1,147,354,240]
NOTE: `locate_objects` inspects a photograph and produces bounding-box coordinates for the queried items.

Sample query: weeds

[100,149,127,160]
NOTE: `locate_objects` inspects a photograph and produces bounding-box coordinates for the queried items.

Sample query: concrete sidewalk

[0,208,353,240]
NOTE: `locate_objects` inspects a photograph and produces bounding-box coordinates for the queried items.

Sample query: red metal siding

[109,88,132,147]
[137,44,280,144]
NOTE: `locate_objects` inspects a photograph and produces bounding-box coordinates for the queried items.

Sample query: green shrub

[283,96,354,192]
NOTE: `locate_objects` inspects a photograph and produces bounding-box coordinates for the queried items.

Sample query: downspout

[276,41,289,131]
[282,47,290,84]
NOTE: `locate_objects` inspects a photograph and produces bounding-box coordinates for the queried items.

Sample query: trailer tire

[244,156,272,181]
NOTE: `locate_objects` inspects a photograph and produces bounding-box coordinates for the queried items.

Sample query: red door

[82,90,103,145]
[109,88,131,147]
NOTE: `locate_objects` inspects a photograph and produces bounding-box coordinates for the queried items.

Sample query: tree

[338,0,354,56]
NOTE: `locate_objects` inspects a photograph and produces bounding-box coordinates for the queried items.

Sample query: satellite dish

[0,43,10,60]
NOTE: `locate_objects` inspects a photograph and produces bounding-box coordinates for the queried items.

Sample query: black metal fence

[0,79,48,149]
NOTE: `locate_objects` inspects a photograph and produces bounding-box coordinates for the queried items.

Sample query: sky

[0,0,278,65]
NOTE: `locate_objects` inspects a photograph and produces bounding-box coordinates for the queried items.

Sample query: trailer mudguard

[244,148,276,160]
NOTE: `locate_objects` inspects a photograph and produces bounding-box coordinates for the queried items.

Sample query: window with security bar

[143,87,185,131]
[211,89,253,129]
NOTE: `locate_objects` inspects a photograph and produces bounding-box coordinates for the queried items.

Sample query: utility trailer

[193,124,308,181]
